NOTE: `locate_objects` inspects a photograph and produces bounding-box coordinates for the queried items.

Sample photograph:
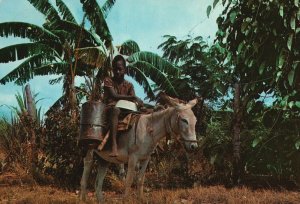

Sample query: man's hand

[134,96,144,107]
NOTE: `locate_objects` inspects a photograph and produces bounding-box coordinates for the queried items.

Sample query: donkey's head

[163,94,198,152]
[175,99,198,151]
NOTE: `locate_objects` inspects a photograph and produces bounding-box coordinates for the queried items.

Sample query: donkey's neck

[144,107,176,144]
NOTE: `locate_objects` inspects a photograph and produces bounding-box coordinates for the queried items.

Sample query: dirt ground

[0,153,300,204]
[1,182,300,204]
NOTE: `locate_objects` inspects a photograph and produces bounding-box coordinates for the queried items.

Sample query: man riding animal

[103,55,143,156]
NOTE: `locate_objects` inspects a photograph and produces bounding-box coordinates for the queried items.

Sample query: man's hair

[112,55,126,69]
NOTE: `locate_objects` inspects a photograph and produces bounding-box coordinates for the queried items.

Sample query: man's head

[112,55,126,80]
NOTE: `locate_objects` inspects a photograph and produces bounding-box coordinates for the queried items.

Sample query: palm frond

[49,76,64,85]
[158,35,177,50]
[127,51,180,77]
[101,0,116,18]
[54,20,101,46]
[119,40,140,56]
[0,22,60,42]
[45,95,65,115]
[14,92,26,114]
[127,61,178,96]
[80,0,113,47]
[0,54,57,85]
[33,62,69,76]
[126,65,156,100]
[76,46,108,68]
[14,62,69,85]
[55,0,77,23]
[27,0,60,24]
[36,106,43,126]
[0,42,59,63]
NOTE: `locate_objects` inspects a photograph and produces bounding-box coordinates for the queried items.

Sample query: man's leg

[109,106,120,156]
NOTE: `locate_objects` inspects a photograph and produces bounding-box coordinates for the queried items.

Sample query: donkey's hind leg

[79,148,94,201]
[95,157,109,203]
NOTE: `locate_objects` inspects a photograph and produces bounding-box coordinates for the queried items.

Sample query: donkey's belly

[94,148,129,164]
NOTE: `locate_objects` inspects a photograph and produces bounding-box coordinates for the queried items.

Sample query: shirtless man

[103,55,142,156]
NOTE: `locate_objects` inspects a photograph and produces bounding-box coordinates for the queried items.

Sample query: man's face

[113,60,126,80]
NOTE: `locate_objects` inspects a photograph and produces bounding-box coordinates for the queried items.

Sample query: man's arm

[104,86,137,101]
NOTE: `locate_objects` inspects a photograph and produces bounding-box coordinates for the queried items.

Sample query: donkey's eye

[181,118,188,124]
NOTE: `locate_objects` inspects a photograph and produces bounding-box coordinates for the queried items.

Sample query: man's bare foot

[109,151,118,157]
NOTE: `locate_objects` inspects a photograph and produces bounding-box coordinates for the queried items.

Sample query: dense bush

[40,109,83,187]
[200,109,300,186]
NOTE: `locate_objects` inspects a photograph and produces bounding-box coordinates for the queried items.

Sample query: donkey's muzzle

[190,143,198,150]
[184,141,198,152]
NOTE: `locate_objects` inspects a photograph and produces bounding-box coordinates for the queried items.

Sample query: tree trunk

[24,84,37,176]
[232,82,242,184]
[70,78,77,122]
[64,72,78,123]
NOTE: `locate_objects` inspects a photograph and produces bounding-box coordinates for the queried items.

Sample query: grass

[0,145,299,203]
[0,184,299,204]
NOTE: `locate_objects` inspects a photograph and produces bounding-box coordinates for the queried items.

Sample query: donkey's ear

[187,98,198,108]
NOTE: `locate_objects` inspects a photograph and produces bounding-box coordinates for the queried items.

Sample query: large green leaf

[27,0,60,24]
[127,51,180,77]
[207,5,212,18]
[0,22,59,42]
[80,0,113,48]
[0,42,59,63]
[252,137,262,148]
[279,5,284,17]
[295,140,300,150]
[126,65,155,100]
[230,10,237,23]
[290,12,296,30]
[288,70,295,86]
[213,0,219,8]
[34,62,69,74]
[56,0,77,23]
[75,46,108,68]
[287,33,293,50]
[0,54,57,85]
[54,20,101,46]
[278,50,285,69]
[127,61,178,96]
[119,40,140,56]
[101,0,116,18]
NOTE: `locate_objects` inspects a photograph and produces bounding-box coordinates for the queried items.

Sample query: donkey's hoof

[78,194,86,202]
[138,195,147,203]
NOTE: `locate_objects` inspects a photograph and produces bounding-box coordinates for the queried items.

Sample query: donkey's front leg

[95,158,109,203]
[79,149,94,201]
[118,163,126,181]
[137,157,150,200]
[124,155,138,197]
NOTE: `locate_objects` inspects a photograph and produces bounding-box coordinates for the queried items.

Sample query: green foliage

[55,0,77,24]
[0,89,43,173]
[41,109,83,187]
[118,40,140,56]
[159,35,224,100]
[80,0,113,48]
[201,108,300,183]
[214,0,300,111]
[202,111,232,182]
[245,113,300,181]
